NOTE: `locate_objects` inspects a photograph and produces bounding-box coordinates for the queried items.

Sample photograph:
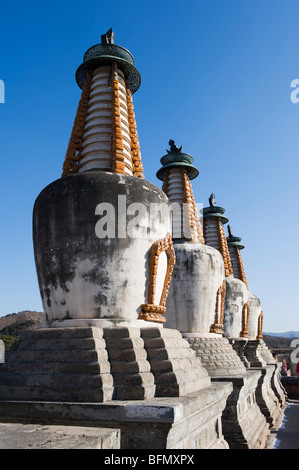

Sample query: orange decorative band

[126,86,144,178]
[235,247,248,288]
[139,233,176,323]
[256,310,263,340]
[181,169,195,241]
[139,304,167,323]
[62,73,92,177]
[217,218,233,277]
[210,279,226,334]
[182,170,205,243]
[240,302,250,338]
[111,63,126,175]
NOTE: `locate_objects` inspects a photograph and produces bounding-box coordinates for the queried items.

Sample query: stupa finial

[101,28,114,44]
[227,224,233,237]
[167,139,183,154]
[226,225,245,250]
[157,141,198,181]
[209,193,216,207]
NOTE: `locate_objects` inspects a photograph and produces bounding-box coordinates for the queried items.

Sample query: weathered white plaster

[36,173,172,327]
[165,243,225,333]
[40,318,163,329]
[41,233,170,324]
[247,291,262,340]
[154,250,168,306]
[223,277,249,338]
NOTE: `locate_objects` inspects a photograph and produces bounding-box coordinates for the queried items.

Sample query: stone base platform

[258,342,287,407]
[259,341,276,365]
[0,326,211,402]
[183,335,271,448]
[251,365,281,428]
[0,325,233,448]
[184,335,246,377]
[240,340,285,420]
[0,383,232,449]
[229,338,250,367]
[211,371,270,449]
[271,364,287,407]
[0,422,120,449]
[244,340,267,367]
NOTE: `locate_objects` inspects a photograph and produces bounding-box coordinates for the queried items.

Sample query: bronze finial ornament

[101,28,115,44]
[209,193,216,207]
[76,29,141,93]
[227,224,233,238]
[167,139,183,154]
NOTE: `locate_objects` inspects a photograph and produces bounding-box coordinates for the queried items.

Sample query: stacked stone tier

[228,245,248,288]
[0,326,211,403]
[185,336,246,377]
[62,64,143,178]
[203,217,233,277]
[163,167,204,243]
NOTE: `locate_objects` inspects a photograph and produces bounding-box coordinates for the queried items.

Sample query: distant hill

[264,331,299,339]
[0,310,45,331]
[0,310,45,349]
[263,334,294,350]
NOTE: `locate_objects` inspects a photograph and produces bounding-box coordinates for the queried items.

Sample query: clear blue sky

[0,0,298,332]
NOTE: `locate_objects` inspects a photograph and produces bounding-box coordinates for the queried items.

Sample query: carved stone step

[0,326,213,402]
[140,327,211,396]
[185,336,246,376]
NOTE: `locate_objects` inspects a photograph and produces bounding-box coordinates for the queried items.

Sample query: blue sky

[0,0,298,332]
